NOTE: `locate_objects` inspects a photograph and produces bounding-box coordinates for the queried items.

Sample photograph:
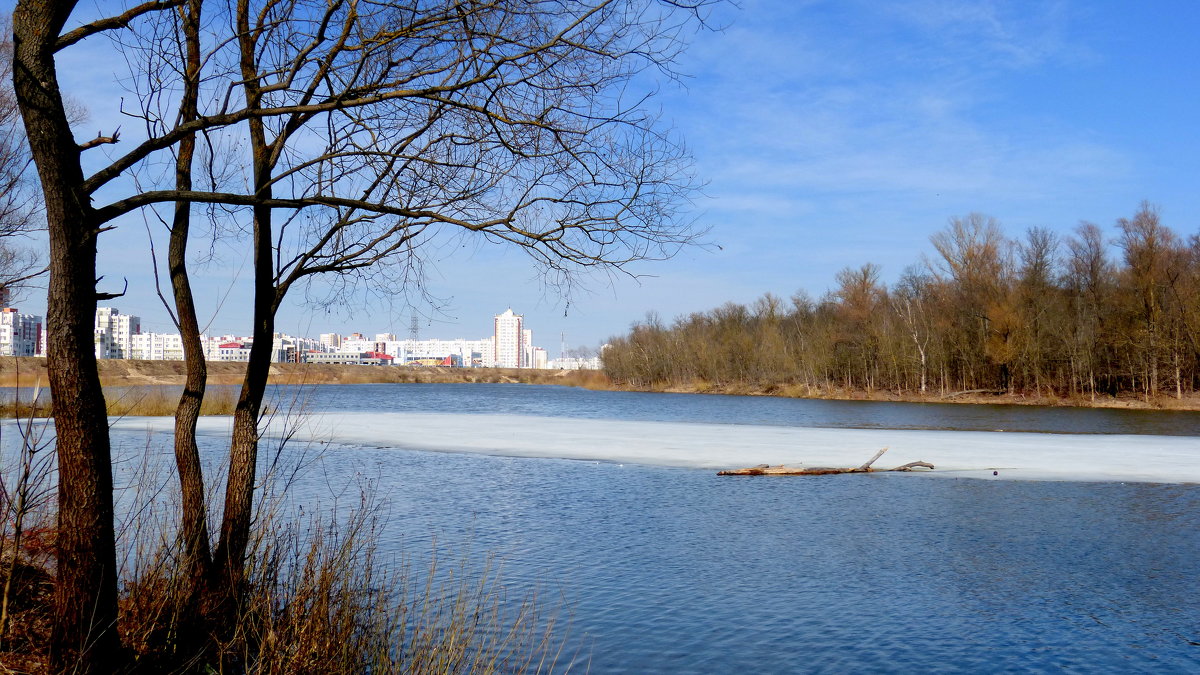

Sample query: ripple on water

[77,387,1200,673]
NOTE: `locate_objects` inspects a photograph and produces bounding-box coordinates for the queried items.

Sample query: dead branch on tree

[77,128,120,150]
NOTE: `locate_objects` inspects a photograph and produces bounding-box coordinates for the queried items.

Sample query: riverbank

[647,380,1200,411]
[0,357,607,388]
[2,357,1196,411]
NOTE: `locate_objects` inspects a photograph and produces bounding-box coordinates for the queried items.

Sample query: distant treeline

[602,203,1200,400]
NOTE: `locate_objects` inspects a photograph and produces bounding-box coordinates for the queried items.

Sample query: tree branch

[56,0,182,51]
[78,128,120,151]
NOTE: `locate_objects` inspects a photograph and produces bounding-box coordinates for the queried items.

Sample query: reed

[118,490,567,672]
[0,396,57,669]
[1,425,570,673]
[105,386,240,418]
[0,401,51,419]
[0,385,241,418]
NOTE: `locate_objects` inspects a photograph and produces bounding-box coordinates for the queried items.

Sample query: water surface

[274,382,1200,436]
[13,383,1200,671]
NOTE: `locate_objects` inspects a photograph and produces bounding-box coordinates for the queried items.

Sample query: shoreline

[2,356,1197,412]
[647,381,1200,412]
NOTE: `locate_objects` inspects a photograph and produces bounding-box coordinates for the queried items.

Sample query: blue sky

[12,0,1200,353]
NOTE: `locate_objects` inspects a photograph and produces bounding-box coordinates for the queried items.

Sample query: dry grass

[0,385,240,419]
[8,355,1200,409]
[630,376,1200,410]
[0,558,53,672]
[104,386,239,418]
[0,401,51,419]
[0,357,614,411]
[115,494,568,673]
[0,407,56,672]
[1,422,570,674]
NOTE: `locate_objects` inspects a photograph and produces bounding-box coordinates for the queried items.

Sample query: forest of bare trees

[603,205,1200,402]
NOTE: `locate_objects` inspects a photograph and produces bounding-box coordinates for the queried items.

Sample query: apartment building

[522,329,535,368]
[375,338,494,367]
[95,307,141,359]
[493,308,524,368]
[0,308,43,357]
[339,337,381,354]
[130,332,185,361]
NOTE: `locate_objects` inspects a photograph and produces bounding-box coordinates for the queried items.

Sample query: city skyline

[0,304,593,368]
[3,300,590,362]
[11,1,1198,349]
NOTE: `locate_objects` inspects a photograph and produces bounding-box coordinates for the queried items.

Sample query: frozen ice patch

[107,412,1200,484]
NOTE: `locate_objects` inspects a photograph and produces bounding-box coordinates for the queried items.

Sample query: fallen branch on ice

[717,447,934,476]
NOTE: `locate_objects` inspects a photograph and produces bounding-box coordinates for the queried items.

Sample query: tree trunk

[211,4,276,612]
[917,342,927,394]
[12,2,124,670]
[208,209,275,620]
[1174,351,1182,400]
[169,0,213,615]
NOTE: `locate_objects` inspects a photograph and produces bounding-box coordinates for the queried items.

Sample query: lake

[37,385,1200,670]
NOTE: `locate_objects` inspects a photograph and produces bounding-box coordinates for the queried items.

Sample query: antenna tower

[409,313,420,341]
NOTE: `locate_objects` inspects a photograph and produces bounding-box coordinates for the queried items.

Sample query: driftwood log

[717,447,934,476]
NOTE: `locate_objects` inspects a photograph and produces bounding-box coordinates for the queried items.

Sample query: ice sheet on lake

[108,412,1200,484]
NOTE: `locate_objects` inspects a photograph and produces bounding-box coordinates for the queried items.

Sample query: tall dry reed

[0,385,57,671]
[105,385,240,418]
[1,380,573,673]
[0,385,240,419]
[118,476,569,673]
[113,407,570,673]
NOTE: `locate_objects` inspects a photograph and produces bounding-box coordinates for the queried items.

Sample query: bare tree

[602,206,1198,402]
[1015,226,1060,395]
[14,0,717,669]
[0,16,43,302]
[891,267,936,394]
[1064,222,1112,397]
[927,214,1016,389]
[1116,202,1178,399]
[833,263,883,390]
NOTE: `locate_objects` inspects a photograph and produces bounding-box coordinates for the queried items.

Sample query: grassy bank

[0,357,611,418]
[606,378,1200,411]
[0,356,609,388]
[4,356,1196,411]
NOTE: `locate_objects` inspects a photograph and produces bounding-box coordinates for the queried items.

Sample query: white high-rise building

[130,332,185,361]
[378,338,495,367]
[95,307,141,359]
[0,308,42,357]
[339,337,379,354]
[522,329,534,368]
[493,308,524,368]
